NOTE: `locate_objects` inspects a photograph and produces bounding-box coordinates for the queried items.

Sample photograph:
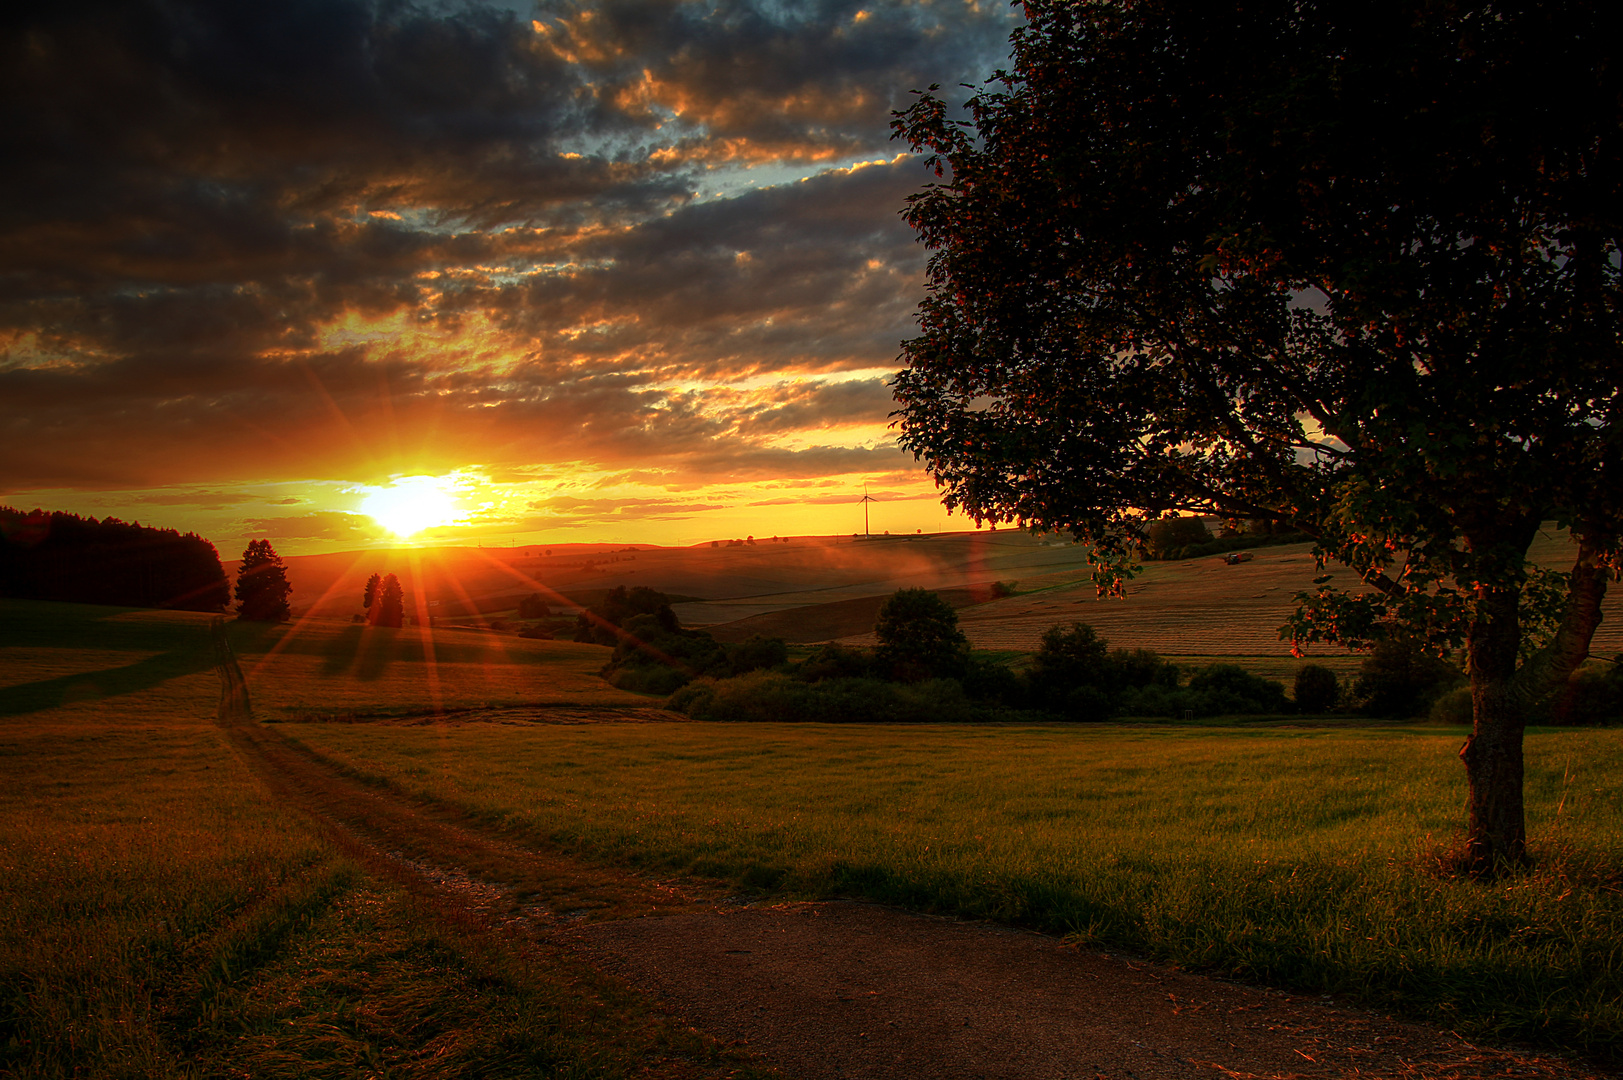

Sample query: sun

[360,476,460,537]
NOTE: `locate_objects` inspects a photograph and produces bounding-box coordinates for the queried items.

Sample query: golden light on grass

[360,476,461,538]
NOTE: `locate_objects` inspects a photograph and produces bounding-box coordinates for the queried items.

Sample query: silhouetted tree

[362,573,380,611]
[234,540,291,622]
[893,0,1623,870]
[375,573,404,628]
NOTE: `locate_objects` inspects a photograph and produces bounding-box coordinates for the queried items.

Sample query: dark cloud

[0,0,1016,504]
[235,510,379,541]
[526,494,734,524]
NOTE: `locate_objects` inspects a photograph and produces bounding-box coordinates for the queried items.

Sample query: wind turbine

[859,484,878,538]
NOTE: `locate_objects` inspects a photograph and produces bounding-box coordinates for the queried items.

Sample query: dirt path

[209,632,1607,1080]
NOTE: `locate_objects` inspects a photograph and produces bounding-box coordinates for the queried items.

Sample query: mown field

[0,601,761,1079]
[6,596,1623,1073]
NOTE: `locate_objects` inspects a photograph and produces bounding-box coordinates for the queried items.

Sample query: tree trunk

[1459,586,1527,873]
[1457,539,1611,875]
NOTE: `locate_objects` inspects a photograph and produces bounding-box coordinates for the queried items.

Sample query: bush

[1354,637,1464,717]
[609,664,689,696]
[1027,622,1111,711]
[670,672,980,724]
[1185,664,1290,715]
[725,635,789,676]
[1028,624,1180,718]
[797,642,877,682]
[959,653,1025,704]
[1115,683,1200,719]
[1429,685,1474,725]
[1540,657,1623,726]
[1145,516,1211,558]
[874,588,968,681]
[1293,665,1339,713]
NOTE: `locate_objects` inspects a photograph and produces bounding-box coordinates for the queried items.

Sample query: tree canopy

[234,540,292,623]
[875,588,969,681]
[374,573,405,628]
[892,0,1621,870]
[1,506,228,611]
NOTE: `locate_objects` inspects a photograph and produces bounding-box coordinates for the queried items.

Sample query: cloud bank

[0,0,1016,546]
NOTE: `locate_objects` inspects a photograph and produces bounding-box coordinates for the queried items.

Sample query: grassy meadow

[0,600,761,1079]
[283,719,1623,1063]
[225,616,648,719]
[7,592,1623,1071]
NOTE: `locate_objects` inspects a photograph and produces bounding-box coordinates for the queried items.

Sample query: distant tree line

[1143,516,1309,562]
[0,506,229,611]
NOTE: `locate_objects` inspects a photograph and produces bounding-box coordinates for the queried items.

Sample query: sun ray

[242,548,377,685]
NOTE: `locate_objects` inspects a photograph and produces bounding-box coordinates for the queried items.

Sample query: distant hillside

[0,507,229,612]
[276,532,1097,623]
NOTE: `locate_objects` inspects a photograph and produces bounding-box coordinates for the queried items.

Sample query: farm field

[225,615,649,720]
[841,528,1623,660]
[6,531,1623,1076]
[0,601,763,1079]
[271,526,1623,681]
[274,529,1102,622]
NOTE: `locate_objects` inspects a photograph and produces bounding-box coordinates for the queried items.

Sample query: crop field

[851,533,1623,661]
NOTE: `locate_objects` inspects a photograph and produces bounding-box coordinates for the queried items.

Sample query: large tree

[234,540,292,623]
[892,0,1621,871]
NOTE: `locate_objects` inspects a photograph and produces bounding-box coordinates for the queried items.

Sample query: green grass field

[280,718,1623,1061]
[225,616,647,718]
[6,596,1623,1072]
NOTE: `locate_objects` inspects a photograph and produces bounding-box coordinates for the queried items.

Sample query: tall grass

[287,720,1623,1064]
[0,606,350,1076]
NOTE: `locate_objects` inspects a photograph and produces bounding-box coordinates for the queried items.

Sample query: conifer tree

[234,539,291,622]
[376,573,405,628]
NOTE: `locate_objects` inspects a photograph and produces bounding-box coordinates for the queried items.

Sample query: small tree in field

[1293,665,1339,715]
[362,573,380,612]
[874,588,968,681]
[234,540,291,623]
[374,573,405,628]
[893,0,1622,872]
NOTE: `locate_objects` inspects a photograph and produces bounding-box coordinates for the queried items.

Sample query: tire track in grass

[209,618,769,1080]
[209,624,1609,1080]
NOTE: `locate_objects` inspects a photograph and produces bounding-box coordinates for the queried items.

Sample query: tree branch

[1513,539,1612,706]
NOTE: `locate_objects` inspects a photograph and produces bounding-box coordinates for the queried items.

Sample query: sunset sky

[2,0,1020,555]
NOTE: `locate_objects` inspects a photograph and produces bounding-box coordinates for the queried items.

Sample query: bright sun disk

[360,477,459,537]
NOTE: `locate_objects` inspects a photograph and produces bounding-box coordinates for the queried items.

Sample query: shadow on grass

[0,647,215,716]
[317,625,400,682]
[229,621,519,673]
